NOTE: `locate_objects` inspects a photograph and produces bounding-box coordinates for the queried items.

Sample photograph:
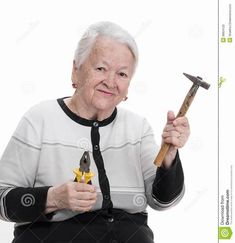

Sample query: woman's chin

[92,102,116,114]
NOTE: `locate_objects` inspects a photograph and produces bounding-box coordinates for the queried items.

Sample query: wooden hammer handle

[154,84,199,167]
[154,143,171,167]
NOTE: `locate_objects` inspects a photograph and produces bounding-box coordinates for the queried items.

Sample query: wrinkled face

[72,37,135,114]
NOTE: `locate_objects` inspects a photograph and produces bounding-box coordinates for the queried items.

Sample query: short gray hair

[74,21,138,70]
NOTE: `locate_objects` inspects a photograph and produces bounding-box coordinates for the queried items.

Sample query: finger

[162,130,181,139]
[76,199,97,208]
[164,136,183,148]
[72,205,93,212]
[173,117,189,127]
[167,126,189,137]
[72,198,97,212]
[166,110,175,124]
[164,124,186,135]
[77,191,97,200]
[174,126,188,134]
[164,124,177,132]
[75,183,96,192]
[177,133,189,144]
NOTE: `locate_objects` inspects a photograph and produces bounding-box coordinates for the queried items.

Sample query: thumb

[167,110,175,124]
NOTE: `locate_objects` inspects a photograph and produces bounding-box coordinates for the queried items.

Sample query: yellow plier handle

[73,168,94,184]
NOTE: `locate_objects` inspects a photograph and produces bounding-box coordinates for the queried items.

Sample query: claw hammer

[154,73,210,167]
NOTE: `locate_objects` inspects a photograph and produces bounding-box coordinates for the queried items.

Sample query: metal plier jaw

[73,151,94,184]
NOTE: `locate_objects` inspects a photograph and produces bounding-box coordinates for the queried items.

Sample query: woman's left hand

[161,110,190,168]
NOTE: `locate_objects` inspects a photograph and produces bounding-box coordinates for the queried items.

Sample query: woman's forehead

[88,37,134,64]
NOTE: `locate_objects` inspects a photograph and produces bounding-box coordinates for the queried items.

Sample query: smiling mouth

[97,89,114,96]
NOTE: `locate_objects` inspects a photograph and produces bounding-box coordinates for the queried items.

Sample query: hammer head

[183,73,210,89]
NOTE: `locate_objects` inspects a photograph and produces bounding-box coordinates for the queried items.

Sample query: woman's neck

[64,95,114,121]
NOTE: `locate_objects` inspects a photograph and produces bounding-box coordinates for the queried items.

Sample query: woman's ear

[71,60,79,86]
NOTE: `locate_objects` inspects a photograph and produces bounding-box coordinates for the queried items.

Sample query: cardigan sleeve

[140,119,185,210]
[0,110,51,222]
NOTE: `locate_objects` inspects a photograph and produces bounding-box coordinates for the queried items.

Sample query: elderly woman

[0,22,190,243]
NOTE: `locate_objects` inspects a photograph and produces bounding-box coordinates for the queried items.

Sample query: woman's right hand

[45,181,97,214]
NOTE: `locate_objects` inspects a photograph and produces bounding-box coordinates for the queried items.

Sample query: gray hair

[74,21,138,70]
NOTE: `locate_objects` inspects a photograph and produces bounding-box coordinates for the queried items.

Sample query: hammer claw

[183,73,210,89]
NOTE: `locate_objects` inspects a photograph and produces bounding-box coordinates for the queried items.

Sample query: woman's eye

[96,67,106,71]
[119,72,128,78]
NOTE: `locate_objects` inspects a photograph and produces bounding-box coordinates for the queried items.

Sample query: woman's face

[72,37,135,114]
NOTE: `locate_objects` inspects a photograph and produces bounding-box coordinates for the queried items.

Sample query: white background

[0,0,218,242]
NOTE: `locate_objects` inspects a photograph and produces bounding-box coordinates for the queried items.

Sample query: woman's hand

[45,181,97,214]
[161,111,190,168]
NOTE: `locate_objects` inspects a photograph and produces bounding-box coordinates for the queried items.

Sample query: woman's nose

[104,72,117,88]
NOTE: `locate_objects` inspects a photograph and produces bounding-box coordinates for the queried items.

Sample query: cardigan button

[93,122,99,127]
[104,195,110,200]
[108,217,114,223]
[94,145,99,150]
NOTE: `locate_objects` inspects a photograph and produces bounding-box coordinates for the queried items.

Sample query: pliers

[73,151,94,184]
